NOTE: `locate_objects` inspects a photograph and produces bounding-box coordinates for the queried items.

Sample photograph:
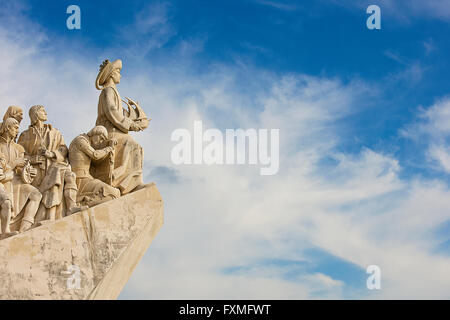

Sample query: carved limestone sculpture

[0,58,162,299]
[68,126,121,207]
[0,58,152,238]
[17,105,82,221]
[94,59,150,195]
[0,118,41,233]
[0,152,17,238]
[18,105,66,188]
[3,106,23,124]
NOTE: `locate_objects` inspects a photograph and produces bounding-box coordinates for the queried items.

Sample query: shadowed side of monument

[0,183,163,300]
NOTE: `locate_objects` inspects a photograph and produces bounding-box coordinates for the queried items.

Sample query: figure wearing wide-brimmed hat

[94,59,150,195]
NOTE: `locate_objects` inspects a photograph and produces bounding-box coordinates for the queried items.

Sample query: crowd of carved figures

[0,59,150,238]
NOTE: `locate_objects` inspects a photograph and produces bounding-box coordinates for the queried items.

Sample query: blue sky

[1,0,450,299]
[21,0,450,176]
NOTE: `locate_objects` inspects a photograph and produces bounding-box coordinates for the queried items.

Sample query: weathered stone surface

[0,183,163,300]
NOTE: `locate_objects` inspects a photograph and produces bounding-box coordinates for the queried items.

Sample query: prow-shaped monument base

[0,183,163,300]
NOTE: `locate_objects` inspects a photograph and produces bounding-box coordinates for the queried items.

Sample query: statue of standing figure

[0,118,41,233]
[18,105,84,222]
[94,59,150,195]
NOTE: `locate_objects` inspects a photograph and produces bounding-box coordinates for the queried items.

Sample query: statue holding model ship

[94,59,150,195]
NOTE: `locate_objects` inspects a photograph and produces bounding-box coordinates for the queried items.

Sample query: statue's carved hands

[38,147,54,159]
[104,146,114,155]
[28,166,37,178]
[13,158,27,169]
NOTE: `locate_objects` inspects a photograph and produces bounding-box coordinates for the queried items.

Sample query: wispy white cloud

[380,53,426,87]
[402,98,450,173]
[117,1,177,57]
[423,39,437,55]
[253,0,299,12]
[383,50,407,65]
[429,145,450,173]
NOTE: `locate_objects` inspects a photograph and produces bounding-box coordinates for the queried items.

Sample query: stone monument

[0,59,162,299]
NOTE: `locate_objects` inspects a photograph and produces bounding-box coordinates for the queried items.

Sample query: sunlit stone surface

[0,183,163,300]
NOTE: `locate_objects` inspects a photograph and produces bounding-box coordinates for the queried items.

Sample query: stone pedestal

[0,183,163,300]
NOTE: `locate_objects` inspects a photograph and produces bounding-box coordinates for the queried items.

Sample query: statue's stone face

[15,112,23,123]
[111,69,121,84]
[8,123,19,138]
[37,107,47,122]
[91,134,106,149]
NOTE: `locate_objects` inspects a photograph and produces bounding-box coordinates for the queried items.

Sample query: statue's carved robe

[18,124,66,187]
[95,85,143,194]
[18,124,68,219]
[0,170,13,205]
[38,161,77,210]
[0,137,41,229]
